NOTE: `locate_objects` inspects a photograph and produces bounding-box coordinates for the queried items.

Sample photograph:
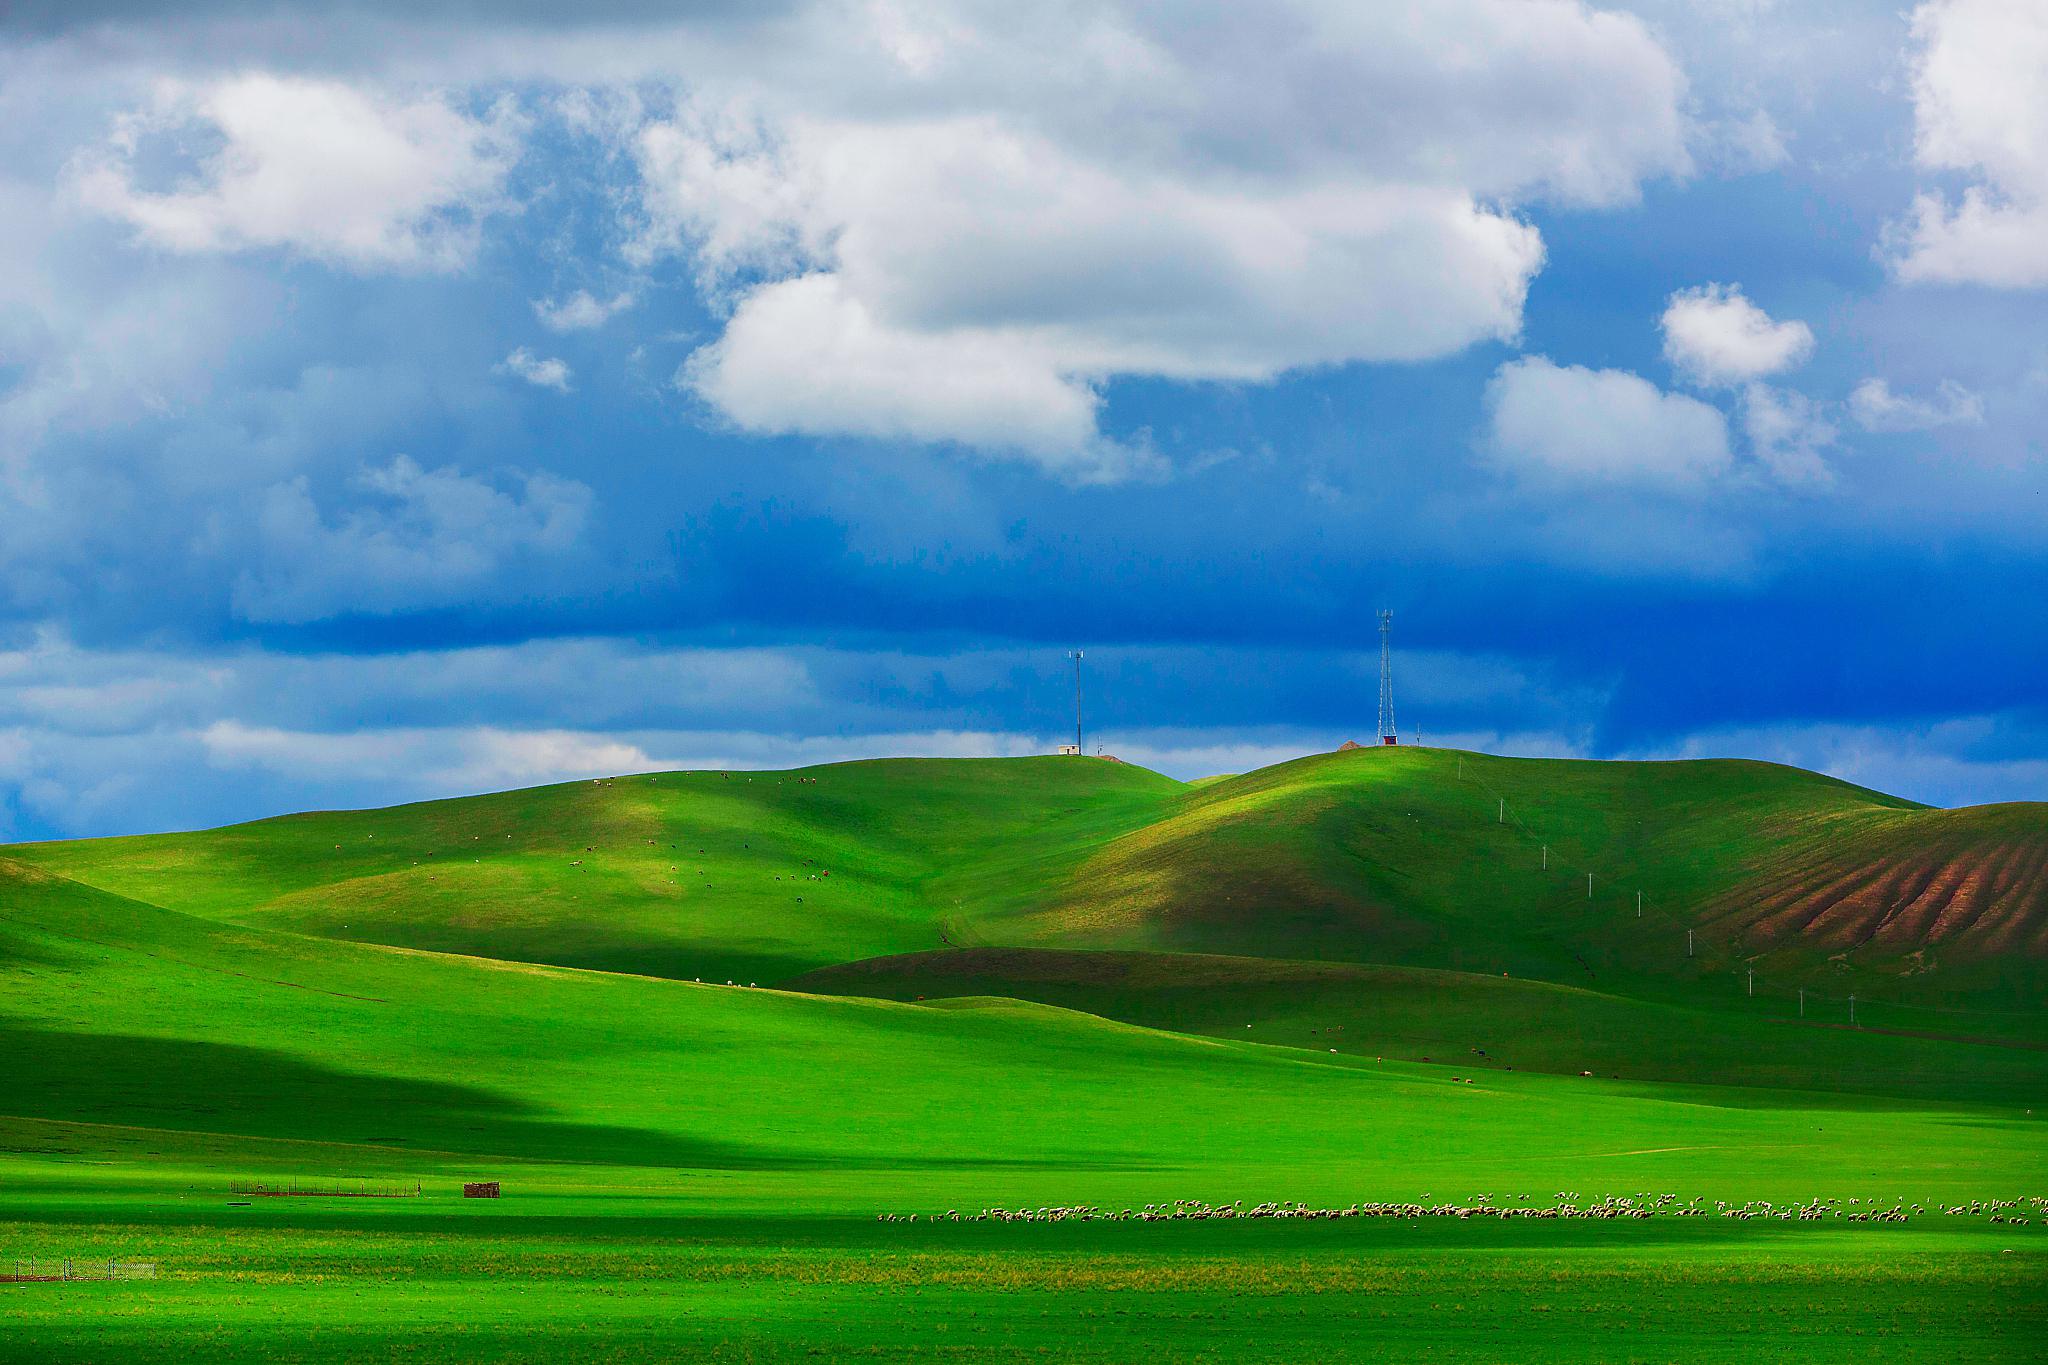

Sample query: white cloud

[1888,0,2048,288]
[71,74,519,272]
[681,272,1140,481]
[1697,108,1791,174]
[624,0,1688,474]
[231,455,592,623]
[1848,377,1986,431]
[534,289,635,331]
[1483,356,1733,489]
[1740,383,1835,488]
[200,720,667,793]
[1660,283,1814,386]
[500,347,572,392]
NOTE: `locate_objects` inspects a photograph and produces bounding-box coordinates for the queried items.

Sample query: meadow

[2,749,2042,1361]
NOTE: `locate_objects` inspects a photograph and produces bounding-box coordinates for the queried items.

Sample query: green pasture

[13,748,2038,1002]
[2,752,2043,1361]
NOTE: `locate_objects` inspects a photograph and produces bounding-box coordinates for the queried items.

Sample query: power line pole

[1542,844,1547,870]
[1687,929,1694,958]
[1587,872,1594,899]
[1635,890,1642,918]
[1747,968,1753,997]
[1798,988,1804,1018]
[1849,994,1856,1027]
[1377,609,1396,745]
[1067,649,1084,754]
[1497,798,1504,824]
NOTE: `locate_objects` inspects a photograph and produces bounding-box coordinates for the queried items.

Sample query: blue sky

[1,0,2043,839]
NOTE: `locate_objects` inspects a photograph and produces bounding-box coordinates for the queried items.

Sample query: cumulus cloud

[681,272,1140,481]
[534,289,635,331]
[1888,0,2048,288]
[1660,284,1814,386]
[1696,108,1791,175]
[500,346,572,392]
[1848,377,1986,431]
[1740,384,1835,488]
[624,0,1688,474]
[1482,356,1733,489]
[231,455,592,623]
[200,720,668,793]
[71,74,519,272]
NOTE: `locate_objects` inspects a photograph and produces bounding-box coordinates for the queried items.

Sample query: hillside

[1,853,2036,1206]
[2,757,1180,984]
[792,946,2046,1103]
[7,748,2042,1009]
[970,748,2044,994]
[3,763,2042,1365]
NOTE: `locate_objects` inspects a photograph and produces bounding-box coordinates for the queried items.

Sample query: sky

[0,0,2044,840]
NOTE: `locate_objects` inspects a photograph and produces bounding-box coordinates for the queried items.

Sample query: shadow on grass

[0,1019,803,1170]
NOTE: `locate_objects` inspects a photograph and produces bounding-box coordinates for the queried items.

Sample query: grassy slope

[976,747,2046,996]
[3,758,1182,984]
[2,854,2036,1206]
[4,777,2045,1364]
[13,750,2043,1005]
[792,947,2046,1104]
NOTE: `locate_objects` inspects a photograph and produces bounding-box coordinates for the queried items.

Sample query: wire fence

[1440,753,2043,1028]
[229,1177,422,1198]
[5,1259,158,1283]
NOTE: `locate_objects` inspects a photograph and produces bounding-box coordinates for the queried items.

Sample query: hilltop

[10,747,2040,1003]
[3,757,1179,984]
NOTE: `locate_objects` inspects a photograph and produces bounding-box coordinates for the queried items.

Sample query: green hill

[792,946,2045,1104]
[11,747,2038,1003]
[2,757,1180,984]
[976,747,2040,992]
[2,751,2044,1365]
[13,852,2027,1206]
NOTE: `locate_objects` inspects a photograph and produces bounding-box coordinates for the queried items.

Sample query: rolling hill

[791,945,2045,1103]
[1,758,1181,984]
[2,751,2042,1364]
[0,849,2036,1207]
[9,747,2040,1005]
[972,748,2044,993]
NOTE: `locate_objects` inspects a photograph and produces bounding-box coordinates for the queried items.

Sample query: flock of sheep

[879,1193,2048,1226]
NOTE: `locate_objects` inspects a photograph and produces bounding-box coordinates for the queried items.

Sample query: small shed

[462,1181,501,1199]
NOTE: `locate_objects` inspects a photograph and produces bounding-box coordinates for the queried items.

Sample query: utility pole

[1687,929,1694,958]
[1798,988,1804,1018]
[1587,872,1594,899]
[1849,994,1856,1027]
[1635,890,1642,918]
[1497,798,1504,824]
[1377,610,1397,745]
[1747,968,1753,997]
[1066,649,1084,754]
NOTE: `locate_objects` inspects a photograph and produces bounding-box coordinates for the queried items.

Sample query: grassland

[2,749,2043,1361]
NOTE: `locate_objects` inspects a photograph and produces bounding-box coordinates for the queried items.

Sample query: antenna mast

[1377,610,1396,745]
[1067,649,1084,754]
